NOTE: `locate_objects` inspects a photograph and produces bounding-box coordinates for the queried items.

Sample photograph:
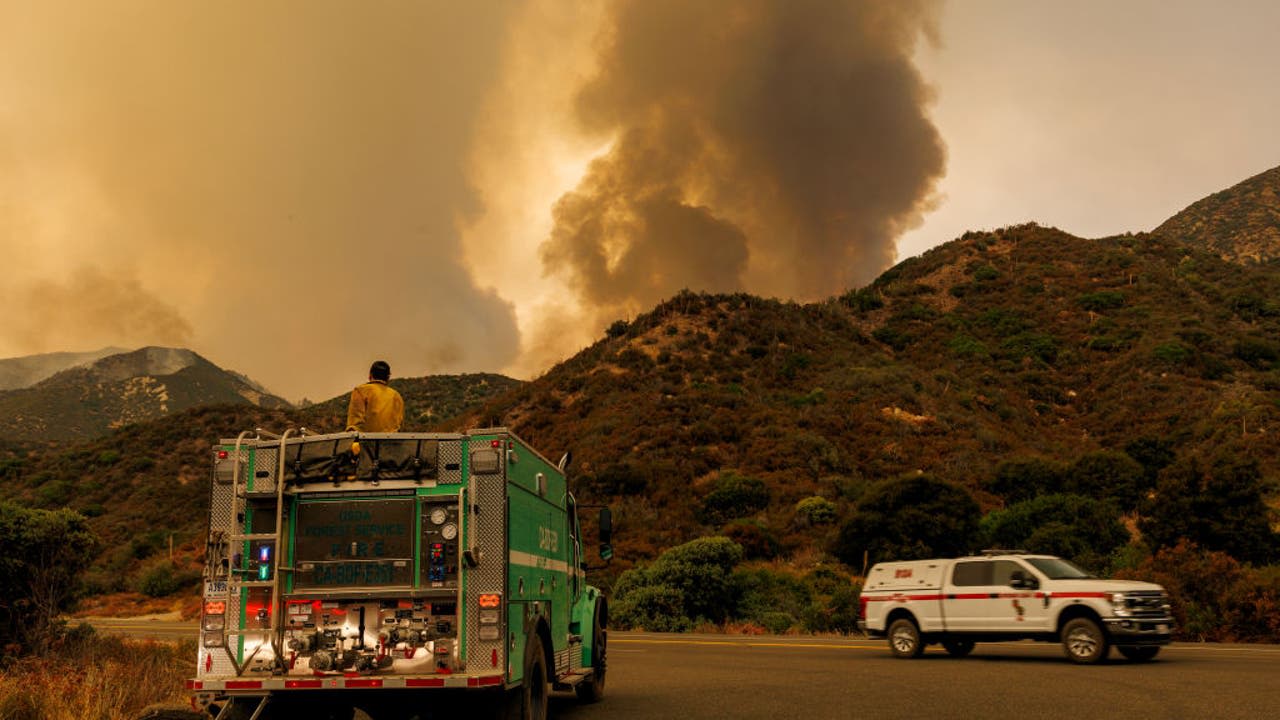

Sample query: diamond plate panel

[439,440,462,484]
[465,441,507,671]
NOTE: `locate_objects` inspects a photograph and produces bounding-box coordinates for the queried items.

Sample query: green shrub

[699,472,770,524]
[1233,337,1279,369]
[832,475,980,566]
[980,494,1129,572]
[0,503,99,651]
[1140,456,1279,564]
[1077,291,1125,311]
[1068,450,1149,512]
[840,288,884,313]
[1153,342,1192,366]
[983,457,1067,504]
[947,334,988,358]
[611,584,691,632]
[972,264,1000,282]
[794,496,837,526]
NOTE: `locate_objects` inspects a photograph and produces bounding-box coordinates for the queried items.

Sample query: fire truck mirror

[598,508,613,545]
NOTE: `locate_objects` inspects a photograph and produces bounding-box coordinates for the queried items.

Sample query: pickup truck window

[952,561,989,586]
[990,560,1024,586]
[1027,557,1093,579]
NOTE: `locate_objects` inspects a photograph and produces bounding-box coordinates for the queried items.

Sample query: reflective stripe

[508,550,570,574]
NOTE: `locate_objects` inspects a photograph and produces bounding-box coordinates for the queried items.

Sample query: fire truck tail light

[202,615,225,632]
[204,601,227,615]
[479,609,499,624]
[478,593,501,609]
[479,626,501,641]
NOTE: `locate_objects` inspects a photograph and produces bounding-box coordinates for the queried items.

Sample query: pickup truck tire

[888,618,924,659]
[942,640,975,658]
[1117,645,1160,662]
[1061,617,1109,664]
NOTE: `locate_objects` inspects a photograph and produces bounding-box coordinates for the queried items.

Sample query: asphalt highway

[94,620,1279,719]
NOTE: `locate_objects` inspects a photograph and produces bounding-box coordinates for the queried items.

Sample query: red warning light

[217,450,229,460]
[490,440,502,448]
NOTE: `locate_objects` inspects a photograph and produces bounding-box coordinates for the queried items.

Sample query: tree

[0,503,99,651]
[982,457,1066,504]
[980,494,1129,572]
[832,475,980,567]
[611,537,745,629]
[698,472,769,524]
[1140,456,1279,564]
[1068,450,1148,511]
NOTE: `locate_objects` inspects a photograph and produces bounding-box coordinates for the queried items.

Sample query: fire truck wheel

[136,704,206,720]
[887,618,924,659]
[1117,645,1160,662]
[575,605,607,703]
[942,640,975,658]
[505,633,549,720]
[1061,617,1109,664]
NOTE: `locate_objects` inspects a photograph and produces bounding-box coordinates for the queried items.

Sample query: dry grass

[0,632,193,720]
[73,593,201,621]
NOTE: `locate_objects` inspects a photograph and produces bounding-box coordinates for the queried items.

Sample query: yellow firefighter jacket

[345,380,404,432]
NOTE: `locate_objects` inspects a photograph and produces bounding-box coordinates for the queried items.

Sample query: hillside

[0,347,291,443]
[1155,164,1280,264]
[462,225,1280,560]
[0,347,126,391]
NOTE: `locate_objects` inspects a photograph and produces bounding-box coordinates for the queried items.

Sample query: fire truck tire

[1061,617,1109,664]
[942,640,975,658]
[136,704,205,720]
[505,633,549,720]
[887,618,924,659]
[1117,645,1160,662]
[575,604,607,703]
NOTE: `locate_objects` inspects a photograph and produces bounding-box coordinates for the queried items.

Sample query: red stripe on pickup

[1052,592,1108,599]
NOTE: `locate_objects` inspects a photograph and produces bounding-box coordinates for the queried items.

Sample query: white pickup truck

[857,552,1173,664]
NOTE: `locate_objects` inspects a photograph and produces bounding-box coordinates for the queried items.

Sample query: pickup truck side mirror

[1010,570,1039,590]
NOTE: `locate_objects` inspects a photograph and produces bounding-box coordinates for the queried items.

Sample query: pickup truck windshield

[1027,557,1093,579]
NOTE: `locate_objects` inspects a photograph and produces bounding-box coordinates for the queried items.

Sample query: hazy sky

[2,1,1278,402]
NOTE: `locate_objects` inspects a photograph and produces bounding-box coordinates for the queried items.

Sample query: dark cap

[369,360,391,381]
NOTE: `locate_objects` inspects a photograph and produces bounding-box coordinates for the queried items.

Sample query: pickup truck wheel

[1062,618,1109,664]
[942,640,975,658]
[1117,645,1160,662]
[887,618,923,659]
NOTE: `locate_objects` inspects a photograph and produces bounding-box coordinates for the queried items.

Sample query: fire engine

[185,427,611,719]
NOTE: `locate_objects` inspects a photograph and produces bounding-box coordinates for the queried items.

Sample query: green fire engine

[186,427,611,720]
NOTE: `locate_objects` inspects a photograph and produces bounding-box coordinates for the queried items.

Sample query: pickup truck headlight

[1110,592,1131,616]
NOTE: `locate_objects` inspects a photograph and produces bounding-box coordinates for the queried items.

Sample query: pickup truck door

[988,560,1051,631]
[943,560,996,631]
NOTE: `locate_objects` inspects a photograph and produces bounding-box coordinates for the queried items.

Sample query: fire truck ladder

[221,427,295,676]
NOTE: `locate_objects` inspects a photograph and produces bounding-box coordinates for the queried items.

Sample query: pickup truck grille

[1122,591,1171,618]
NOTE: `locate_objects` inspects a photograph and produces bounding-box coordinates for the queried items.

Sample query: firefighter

[345,360,404,432]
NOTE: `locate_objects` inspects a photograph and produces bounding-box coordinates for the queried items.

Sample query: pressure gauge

[430,508,447,525]
[441,523,458,541]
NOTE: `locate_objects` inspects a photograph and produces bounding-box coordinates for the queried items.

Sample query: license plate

[204,580,228,596]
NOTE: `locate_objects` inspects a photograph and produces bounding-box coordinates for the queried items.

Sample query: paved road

[95,621,1279,719]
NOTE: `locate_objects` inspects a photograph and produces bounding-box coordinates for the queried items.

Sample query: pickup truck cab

[858,552,1173,664]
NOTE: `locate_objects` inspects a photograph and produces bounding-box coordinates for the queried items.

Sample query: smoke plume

[0,1,521,402]
[542,0,946,327]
